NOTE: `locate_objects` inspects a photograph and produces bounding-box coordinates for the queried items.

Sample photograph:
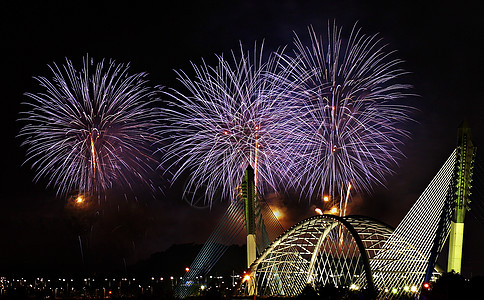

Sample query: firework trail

[159,43,300,206]
[19,56,162,197]
[281,23,413,207]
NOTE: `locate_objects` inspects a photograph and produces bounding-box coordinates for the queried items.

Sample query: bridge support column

[448,222,464,272]
[447,121,475,274]
[242,166,257,269]
[247,234,257,268]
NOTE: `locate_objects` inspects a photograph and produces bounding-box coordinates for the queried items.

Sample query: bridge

[176,122,482,299]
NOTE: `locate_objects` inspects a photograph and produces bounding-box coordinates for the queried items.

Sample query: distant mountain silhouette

[129,243,246,278]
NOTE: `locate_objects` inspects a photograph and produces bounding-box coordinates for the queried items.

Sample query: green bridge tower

[448,121,476,273]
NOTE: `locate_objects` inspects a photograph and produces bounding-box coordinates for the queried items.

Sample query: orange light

[76,196,84,204]
[223,130,229,135]
[185,267,190,272]
[423,282,430,289]
[330,207,338,214]
[108,290,112,295]
[243,275,251,282]
[315,208,323,215]
[273,209,281,219]
[323,196,329,202]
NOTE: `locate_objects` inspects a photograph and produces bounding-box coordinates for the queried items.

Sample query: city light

[0,275,201,298]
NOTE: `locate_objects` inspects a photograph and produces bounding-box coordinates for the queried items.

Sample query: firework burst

[281,23,413,205]
[19,56,162,196]
[159,43,300,206]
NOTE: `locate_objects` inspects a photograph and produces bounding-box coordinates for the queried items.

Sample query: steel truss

[247,215,394,296]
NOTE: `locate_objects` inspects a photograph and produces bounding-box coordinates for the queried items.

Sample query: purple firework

[159,43,300,206]
[282,23,413,204]
[19,56,162,197]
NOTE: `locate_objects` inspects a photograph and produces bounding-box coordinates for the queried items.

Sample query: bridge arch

[248,214,386,296]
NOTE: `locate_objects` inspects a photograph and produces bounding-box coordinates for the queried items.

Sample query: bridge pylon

[242,165,257,269]
[447,121,476,273]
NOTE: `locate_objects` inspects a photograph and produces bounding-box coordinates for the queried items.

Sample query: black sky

[1,1,484,276]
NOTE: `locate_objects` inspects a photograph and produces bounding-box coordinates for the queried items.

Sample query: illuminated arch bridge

[179,123,477,299]
[245,214,438,297]
[246,146,464,298]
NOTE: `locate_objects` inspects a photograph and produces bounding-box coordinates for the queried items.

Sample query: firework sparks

[158,43,300,206]
[281,22,413,203]
[19,56,163,196]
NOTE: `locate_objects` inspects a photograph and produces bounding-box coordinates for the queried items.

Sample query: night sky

[1,1,484,277]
